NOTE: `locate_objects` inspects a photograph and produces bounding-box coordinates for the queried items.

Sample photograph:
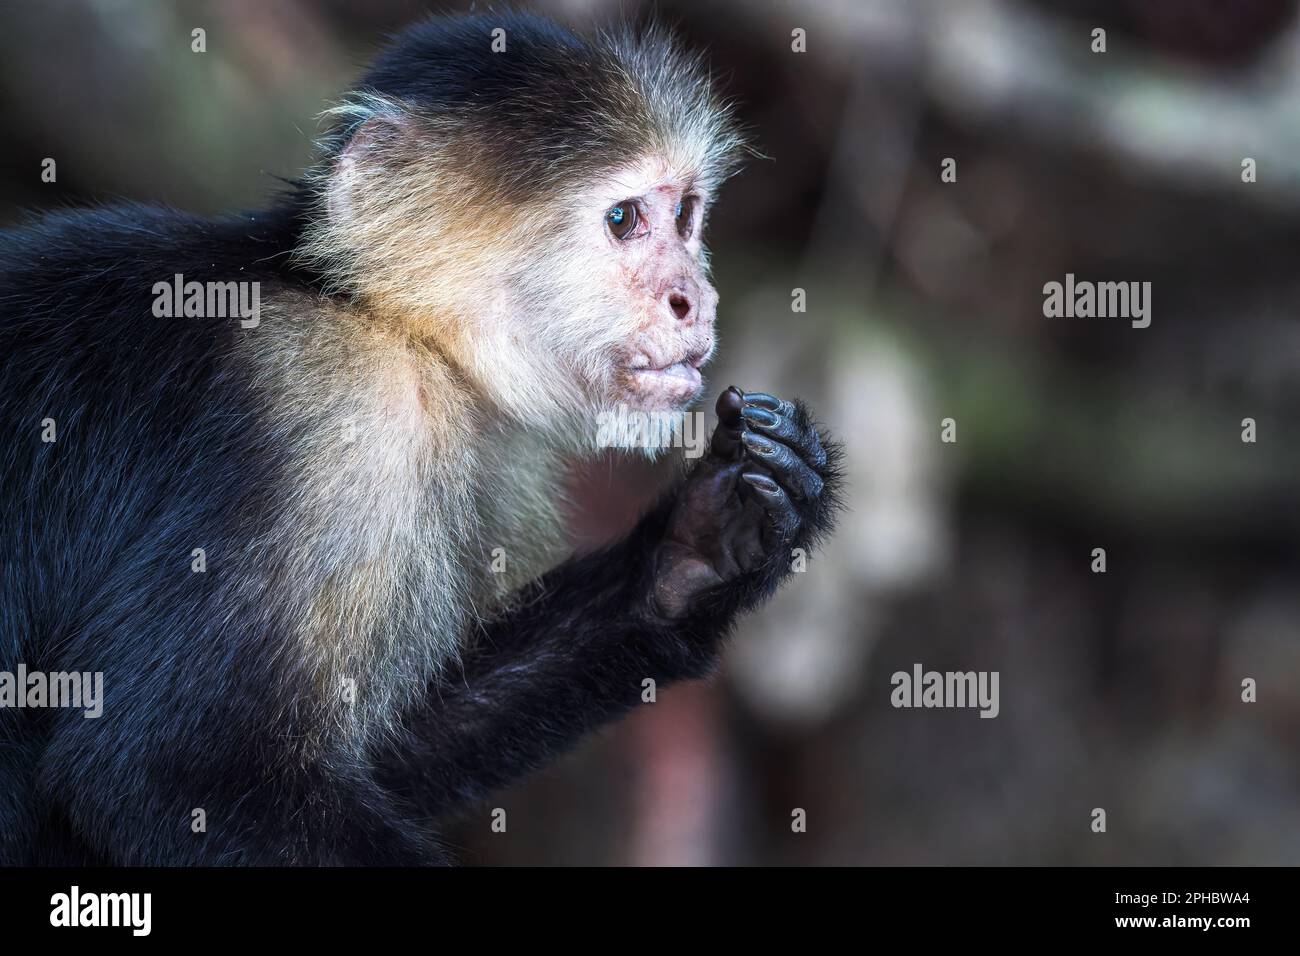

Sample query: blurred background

[4,0,1299,864]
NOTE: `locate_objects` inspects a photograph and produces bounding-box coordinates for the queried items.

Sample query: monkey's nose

[667,290,694,323]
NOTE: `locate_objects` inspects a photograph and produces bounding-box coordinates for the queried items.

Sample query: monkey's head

[299,15,746,431]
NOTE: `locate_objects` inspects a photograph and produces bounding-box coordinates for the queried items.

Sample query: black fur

[347,13,738,199]
[0,15,839,866]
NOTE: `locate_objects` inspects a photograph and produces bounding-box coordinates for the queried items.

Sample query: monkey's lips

[625,360,704,407]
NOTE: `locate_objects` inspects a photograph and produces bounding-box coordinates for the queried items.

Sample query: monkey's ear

[327,114,416,222]
[339,115,411,164]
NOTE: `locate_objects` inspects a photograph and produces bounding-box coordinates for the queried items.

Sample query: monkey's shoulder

[2,203,295,341]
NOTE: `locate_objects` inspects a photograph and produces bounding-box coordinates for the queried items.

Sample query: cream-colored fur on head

[293,26,746,446]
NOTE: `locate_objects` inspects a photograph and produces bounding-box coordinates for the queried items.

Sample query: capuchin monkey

[0,14,840,865]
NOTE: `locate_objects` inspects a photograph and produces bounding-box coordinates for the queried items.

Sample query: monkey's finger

[741,431,824,501]
[741,391,796,420]
[716,386,744,428]
[710,386,745,459]
[741,472,800,539]
[740,403,828,470]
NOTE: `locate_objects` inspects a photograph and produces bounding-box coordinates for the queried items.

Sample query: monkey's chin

[625,362,704,411]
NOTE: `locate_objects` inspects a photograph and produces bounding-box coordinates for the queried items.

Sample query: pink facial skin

[601,174,719,411]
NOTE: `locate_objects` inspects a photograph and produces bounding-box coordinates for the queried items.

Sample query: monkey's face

[301,22,746,435]
[556,160,719,414]
[307,128,735,432]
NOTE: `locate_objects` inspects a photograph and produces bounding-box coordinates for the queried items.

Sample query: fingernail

[742,432,775,455]
[741,472,778,492]
[741,406,777,427]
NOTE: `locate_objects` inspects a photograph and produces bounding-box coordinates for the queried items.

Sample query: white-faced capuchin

[0,13,841,865]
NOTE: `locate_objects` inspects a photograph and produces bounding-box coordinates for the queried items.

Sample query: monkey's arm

[378,388,840,817]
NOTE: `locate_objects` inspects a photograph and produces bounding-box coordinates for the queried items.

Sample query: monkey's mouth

[630,361,702,388]
[623,354,707,408]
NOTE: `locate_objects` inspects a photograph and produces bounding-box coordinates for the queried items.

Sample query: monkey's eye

[675,196,698,239]
[606,202,639,240]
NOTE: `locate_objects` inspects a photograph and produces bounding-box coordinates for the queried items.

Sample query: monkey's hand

[383,388,839,815]
[650,386,841,622]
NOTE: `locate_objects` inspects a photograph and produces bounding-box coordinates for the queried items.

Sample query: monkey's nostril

[668,292,692,322]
